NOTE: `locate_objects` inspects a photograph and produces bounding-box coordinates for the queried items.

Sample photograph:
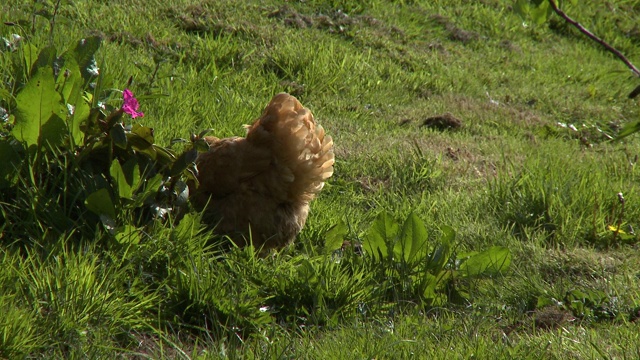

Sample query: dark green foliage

[359,212,510,306]
[0,37,204,245]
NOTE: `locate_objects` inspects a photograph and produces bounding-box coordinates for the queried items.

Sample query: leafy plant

[0,36,209,245]
[535,288,623,322]
[331,212,511,307]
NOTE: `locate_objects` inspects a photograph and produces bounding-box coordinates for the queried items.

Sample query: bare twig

[548,0,640,97]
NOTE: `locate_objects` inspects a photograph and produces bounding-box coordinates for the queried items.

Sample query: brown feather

[191,93,335,250]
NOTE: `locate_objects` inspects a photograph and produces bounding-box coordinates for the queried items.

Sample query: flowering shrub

[122,89,144,119]
[0,36,209,243]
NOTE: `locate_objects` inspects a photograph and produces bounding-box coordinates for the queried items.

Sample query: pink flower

[122,89,144,118]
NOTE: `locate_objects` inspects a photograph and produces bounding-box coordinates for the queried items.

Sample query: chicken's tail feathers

[246,93,335,202]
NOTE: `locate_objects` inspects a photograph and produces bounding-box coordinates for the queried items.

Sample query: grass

[2,0,640,358]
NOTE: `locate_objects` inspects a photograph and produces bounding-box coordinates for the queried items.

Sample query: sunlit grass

[2,0,640,358]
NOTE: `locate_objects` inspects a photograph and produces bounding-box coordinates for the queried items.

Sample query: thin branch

[548,0,640,78]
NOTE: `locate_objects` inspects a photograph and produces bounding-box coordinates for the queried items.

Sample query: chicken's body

[191,93,334,250]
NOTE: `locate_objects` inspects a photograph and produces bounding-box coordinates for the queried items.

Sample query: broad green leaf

[514,0,531,20]
[530,0,552,25]
[115,225,140,245]
[85,188,116,219]
[21,43,39,79]
[121,157,141,192]
[39,114,67,148]
[131,124,154,144]
[536,295,554,309]
[514,0,552,24]
[324,220,349,253]
[56,50,88,145]
[67,91,90,145]
[427,226,455,274]
[56,54,81,102]
[396,212,428,263]
[12,65,66,149]
[363,212,397,261]
[0,140,23,189]
[30,45,55,76]
[132,173,163,208]
[459,246,511,277]
[421,272,449,306]
[72,37,102,84]
[171,148,198,176]
[615,120,640,141]
[110,159,134,199]
[110,123,128,149]
[126,132,153,152]
[194,138,210,152]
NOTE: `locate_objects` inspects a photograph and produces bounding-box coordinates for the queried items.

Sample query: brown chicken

[190,93,334,250]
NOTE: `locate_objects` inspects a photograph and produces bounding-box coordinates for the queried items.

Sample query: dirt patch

[268,5,391,38]
[92,30,185,61]
[279,80,306,98]
[533,306,576,330]
[165,4,258,37]
[421,113,463,131]
[503,306,576,335]
[430,14,480,43]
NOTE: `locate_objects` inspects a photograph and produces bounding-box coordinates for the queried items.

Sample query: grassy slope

[2,0,640,358]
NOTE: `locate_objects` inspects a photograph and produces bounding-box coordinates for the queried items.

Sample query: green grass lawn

[2,0,640,358]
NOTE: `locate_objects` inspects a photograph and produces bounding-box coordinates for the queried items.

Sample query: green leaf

[171,148,198,176]
[514,0,552,24]
[459,246,511,277]
[615,120,640,141]
[30,45,56,76]
[396,212,428,263]
[56,55,80,103]
[56,49,89,146]
[514,0,531,20]
[126,132,154,157]
[21,43,39,80]
[363,212,397,261]
[536,295,554,309]
[153,145,177,166]
[110,159,139,199]
[132,173,163,208]
[67,93,90,145]
[194,138,211,152]
[427,226,454,274]
[12,65,67,149]
[422,272,449,306]
[131,124,154,144]
[122,157,141,192]
[324,220,348,253]
[85,188,116,219]
[115,225,140,245]
[72,37,102,84]
[0,140,23,189]
[110,123,127,149]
